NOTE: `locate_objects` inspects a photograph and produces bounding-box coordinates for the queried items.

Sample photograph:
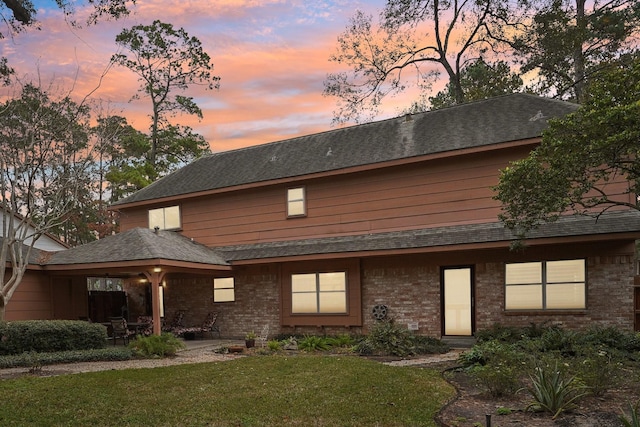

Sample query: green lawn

[0,355,454,426]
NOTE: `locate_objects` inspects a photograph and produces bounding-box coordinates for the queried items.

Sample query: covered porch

[42,227,231,336]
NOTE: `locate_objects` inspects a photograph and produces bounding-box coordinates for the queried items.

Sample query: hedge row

[0,347,133,368]
[0,320,108,355]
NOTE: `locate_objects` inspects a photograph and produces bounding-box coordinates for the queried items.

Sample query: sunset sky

[0,0,426,153]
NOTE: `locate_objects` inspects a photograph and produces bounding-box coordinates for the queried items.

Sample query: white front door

[443,267,473,336]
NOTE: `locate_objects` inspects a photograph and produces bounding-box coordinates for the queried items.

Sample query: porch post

[144,269,166,335]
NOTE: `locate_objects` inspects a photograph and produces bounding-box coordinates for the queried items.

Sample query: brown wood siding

[5,271,53,320]
[51,277,89,320]
[118,209,150,231]
[117,146,634,247]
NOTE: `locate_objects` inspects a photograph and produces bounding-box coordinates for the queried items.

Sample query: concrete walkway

[180,338,245,352]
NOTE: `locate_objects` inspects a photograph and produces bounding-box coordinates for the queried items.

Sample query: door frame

[440,265,475,337]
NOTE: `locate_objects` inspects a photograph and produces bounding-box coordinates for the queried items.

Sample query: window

[282,260,361,326]
[148,205,181,230]
[291,272,347,314]
[213,277,235,302]
[287,187,306,217]
[505,259,585,310]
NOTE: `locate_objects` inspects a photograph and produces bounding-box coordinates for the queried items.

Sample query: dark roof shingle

[218,211,640,261]
[45,227,229,266]
[113,94,578,206]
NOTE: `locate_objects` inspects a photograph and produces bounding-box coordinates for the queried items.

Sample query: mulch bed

[434,361,640,427]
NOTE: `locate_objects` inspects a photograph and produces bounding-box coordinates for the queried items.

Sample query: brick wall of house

[164,266,281,339]
[361,261,441,336]
[163,254,637,339]
[473,256,636,331]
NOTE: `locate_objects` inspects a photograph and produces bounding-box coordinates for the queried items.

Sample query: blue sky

[1,0,421,152]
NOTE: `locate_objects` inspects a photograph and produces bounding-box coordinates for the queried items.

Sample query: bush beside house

[0,320,108,355]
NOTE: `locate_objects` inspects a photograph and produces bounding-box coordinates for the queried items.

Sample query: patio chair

[135,316,153,336]
[199,312,221,339]
[110,317,135,346]
[162,309,185,334]
[174,312,221,339]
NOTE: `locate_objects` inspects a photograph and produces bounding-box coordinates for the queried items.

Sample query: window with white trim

[213,277,235,302]
[505,259,586,310]
[148,205,181,230]
[291,272,347,313]
[287,187,306,217]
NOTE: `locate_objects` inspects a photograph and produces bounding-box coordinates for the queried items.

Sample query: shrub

[0,320,107,355]
[458,340,522,367]
[573,345,623,397]
[471,363,520,398]
[525,361,589,419]
[496,407,513,415]
[0,347,133,368]
[356,319,415,357]
[465,341,524,397]
[538,327,576,355]
[521,322,556,339]
[266,340,282,351]
[413,335,450,354]
[577,326,640,355]
[326,334,355,348]
[298,335,331,352]
[129,333,185,357]
[475,324,524,343]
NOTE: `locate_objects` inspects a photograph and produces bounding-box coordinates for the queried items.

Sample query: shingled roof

[218,211,640,261]
[0,238,48,265]
[32,210,640,268]
[113,94,579,207]
[44,227,229,267]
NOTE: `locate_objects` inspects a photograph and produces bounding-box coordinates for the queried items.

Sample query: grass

[0,355,454,426]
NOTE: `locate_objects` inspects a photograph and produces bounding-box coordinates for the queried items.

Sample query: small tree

[0,83,93,320]
[111,20,217,182]
[494,54,640,238]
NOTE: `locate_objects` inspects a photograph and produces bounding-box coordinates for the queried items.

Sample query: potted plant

[245,331,257,348]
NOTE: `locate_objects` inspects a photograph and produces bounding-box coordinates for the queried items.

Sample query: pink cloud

[2,0,414,152]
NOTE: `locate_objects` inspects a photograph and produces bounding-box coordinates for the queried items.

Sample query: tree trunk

[573,0,587,103]
[0,294,6,321]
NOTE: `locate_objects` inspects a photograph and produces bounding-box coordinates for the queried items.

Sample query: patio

[179,338,245,351]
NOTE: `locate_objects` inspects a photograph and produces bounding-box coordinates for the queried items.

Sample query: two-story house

[7,94,640,339]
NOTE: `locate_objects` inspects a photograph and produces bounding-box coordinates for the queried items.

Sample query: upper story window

[505,259,586,310]
[148,205,181,230]
[287,187,306,217]
[213,277,235,302]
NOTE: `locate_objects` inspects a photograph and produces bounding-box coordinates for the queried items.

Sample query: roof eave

[42,258,232,274]
[224,229,640,265]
